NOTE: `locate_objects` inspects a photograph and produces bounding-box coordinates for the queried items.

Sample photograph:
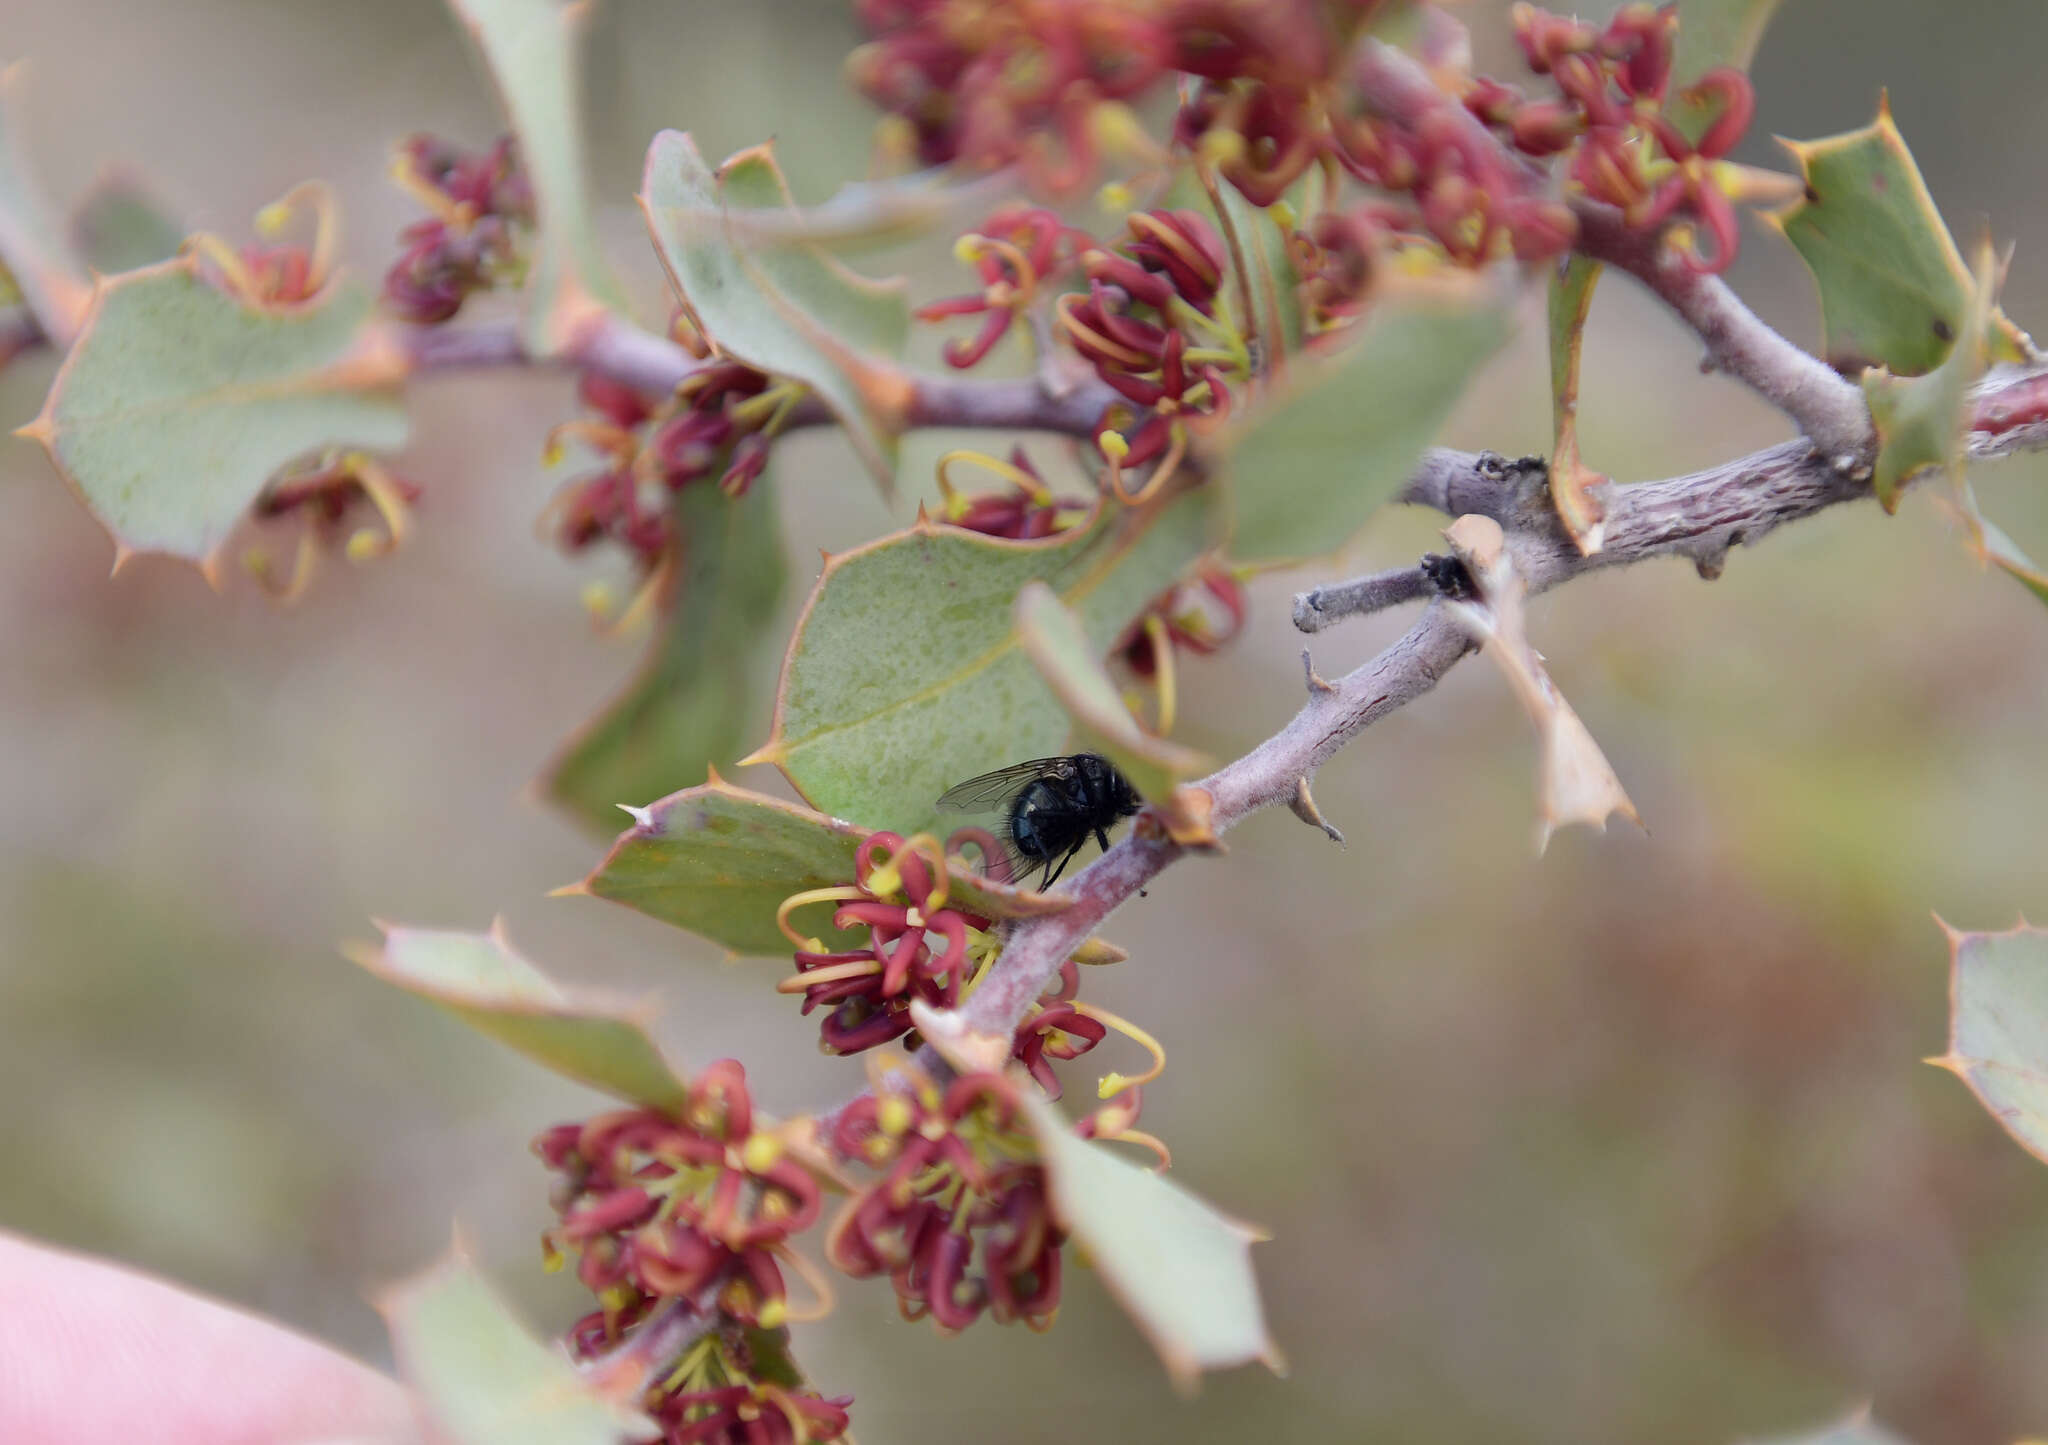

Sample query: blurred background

[4,2,2047,1441]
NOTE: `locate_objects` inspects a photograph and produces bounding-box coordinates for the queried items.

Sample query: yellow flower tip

[541,1242,565,1273]
[952,233,988,265]
[755,1298,789,1330]
[865,862,904,901]
[741,1133,783,1173]
[1197,128,1246,169]
[1096,180,1134,214]
[877,1094,915,1137]
[1271,200,1299,231]
[254,200,294,239]
[579,579,617,622]
[343,528,384,564]
[1096,1072,1135,1100]
[1096,428,1130,462]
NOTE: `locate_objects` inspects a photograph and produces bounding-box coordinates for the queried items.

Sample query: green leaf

[1770,99,2032,376]
[0,70,92,342]
[720,166,1016,254]
[1933,919,2048,1166]
[380,1245,655,1445]
[1016,1089,1281,1392]
[1546,253,1609,554]
[577,777,1068,957]
[1859,238,1996,511]
[18,259,408,569]
[69,169,185,273]
[545,479,789,835]
[1013,580,1207,802]
[639,132,911,487]
[754,495,1209,834]
[1210,278,1510,569]
[446,0,621,355]
[350,922,689,1112]
[1665,0,1785,143]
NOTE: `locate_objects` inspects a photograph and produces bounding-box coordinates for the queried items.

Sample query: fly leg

[1093,826,1111,852]
[1041,840,1085,888]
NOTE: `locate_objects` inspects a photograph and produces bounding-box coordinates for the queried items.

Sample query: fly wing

[934,757,1073,812]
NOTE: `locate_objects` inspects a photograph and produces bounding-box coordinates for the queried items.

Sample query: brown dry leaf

[1442,515,1642,851]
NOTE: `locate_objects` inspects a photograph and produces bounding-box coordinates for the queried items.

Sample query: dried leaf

[1441,515,1642,850]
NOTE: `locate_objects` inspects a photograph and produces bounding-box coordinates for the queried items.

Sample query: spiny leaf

[0,66,91,343]
[577,776,1067,958]
[1015,1089,1281,1393]
[69,167,184,273]
[17,258,408,571]
[1665,0,1785,143]
[380,1245,655,1445]
[1859,238,1997,511]
[446,0,622,354]
[1209,276,1510,569]
[1012,580,1208,802]
[1769,98,2032,376]
[639,131,911,487]
[1931,918,2048,1166]
[349,922,689,1112]
[1442,514,1642,850]
[1545,253,1609,554]
[752,494,1209,835]
[545,478,788,835]
[1956,479,2048,609]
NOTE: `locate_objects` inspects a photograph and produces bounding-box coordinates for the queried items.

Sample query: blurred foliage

[2,3,2048,1444]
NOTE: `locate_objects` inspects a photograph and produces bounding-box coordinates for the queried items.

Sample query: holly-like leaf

[1016,1089,1282,1392]
[749,495,1209,834]
[1860,239,1997,512]
[1665,0,1785,143]
[0,67,92,343]
[574,776,1067,958]
[380,1245,656,1445]
[1769,98,2032,377]
[69,167,184,273]
[1013,580,1208,802]
[16,258,408,571]
[349,922,689,1112]
[446,0,621,355]
[1209,277,1509,569]
[1546,253,1608,554]
[1442,514,1642,850]
[1930,919,2048,1166]
[544,479,788,835]
[1957,482,2048,609]
[639,131,911,486]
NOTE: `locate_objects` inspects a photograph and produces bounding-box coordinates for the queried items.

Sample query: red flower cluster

[382,134,534,323]
[781,832,994,1055]
[1467,3,1757,273]
[547,363,780,569]
[1118,563,1249,680]
[935,448,1089,540]
[536,1062,850,1443]
[1061,209,1237,501]
[827,1070,1063,1331]
[538,1061,821,1337]
[919,207,1075,368]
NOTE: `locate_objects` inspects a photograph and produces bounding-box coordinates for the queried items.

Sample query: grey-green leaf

[350,922,689,1112]
[545,478,788,835]
[380,1246,656,1445]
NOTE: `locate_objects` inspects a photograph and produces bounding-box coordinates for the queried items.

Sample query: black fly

[936,754,1141,889]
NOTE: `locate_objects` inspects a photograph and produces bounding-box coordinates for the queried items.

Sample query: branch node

[1301,649,1337,695]
[1289,776,1345,845]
